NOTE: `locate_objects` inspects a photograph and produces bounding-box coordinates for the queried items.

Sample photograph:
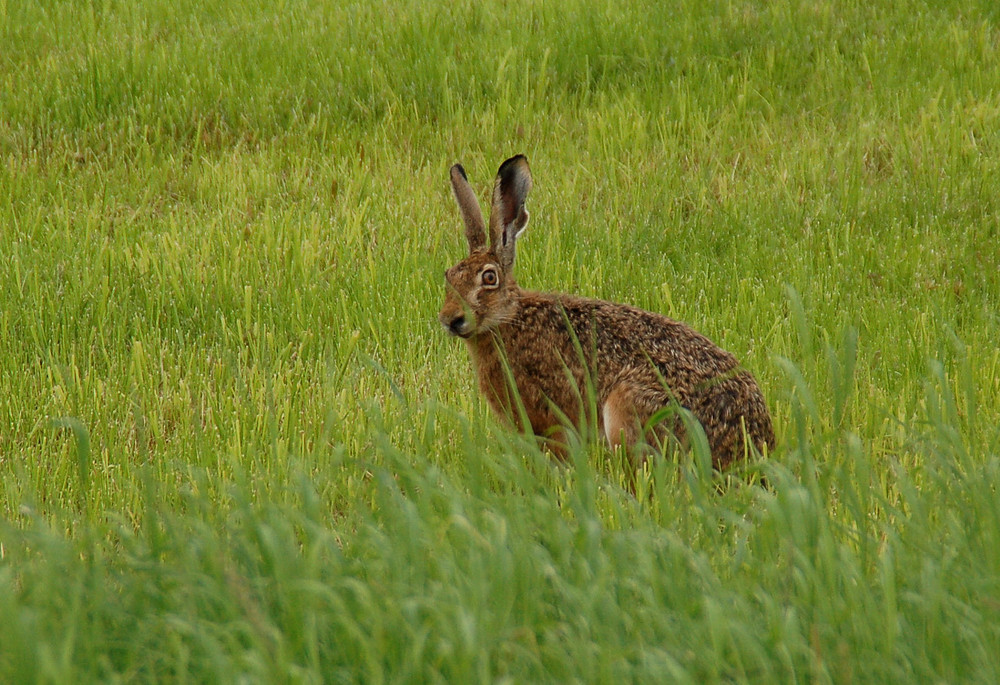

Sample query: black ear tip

[451,164,468,181]
[497,154,528,176]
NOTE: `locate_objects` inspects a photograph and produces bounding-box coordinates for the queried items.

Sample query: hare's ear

[450,164,487,253]
[489,154,532,270]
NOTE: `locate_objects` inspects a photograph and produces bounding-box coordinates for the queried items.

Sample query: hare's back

[528,292,742,380]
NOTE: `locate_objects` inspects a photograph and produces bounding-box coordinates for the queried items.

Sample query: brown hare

[439,154,774,470]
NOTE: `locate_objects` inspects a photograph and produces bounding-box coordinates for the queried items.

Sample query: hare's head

[439,155,533,338]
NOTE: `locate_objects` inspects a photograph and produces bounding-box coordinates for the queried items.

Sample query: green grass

[3,0,1000,681]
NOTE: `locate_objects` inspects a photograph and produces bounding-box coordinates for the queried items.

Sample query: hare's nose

[439,303,474,337]
[448,315,467,336]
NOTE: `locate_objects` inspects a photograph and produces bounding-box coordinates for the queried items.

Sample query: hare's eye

[481,269,498,287]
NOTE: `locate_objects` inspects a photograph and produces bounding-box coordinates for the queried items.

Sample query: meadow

[2,0,1000,681]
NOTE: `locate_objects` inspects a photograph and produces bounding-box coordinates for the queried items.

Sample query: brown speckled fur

[439,155,774,469]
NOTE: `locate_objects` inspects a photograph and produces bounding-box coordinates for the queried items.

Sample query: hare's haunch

[439,155,774,468]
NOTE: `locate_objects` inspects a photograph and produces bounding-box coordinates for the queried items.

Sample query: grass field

[3,0,1000,681]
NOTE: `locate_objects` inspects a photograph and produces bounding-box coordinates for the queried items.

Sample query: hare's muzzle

[439,311,472,338]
